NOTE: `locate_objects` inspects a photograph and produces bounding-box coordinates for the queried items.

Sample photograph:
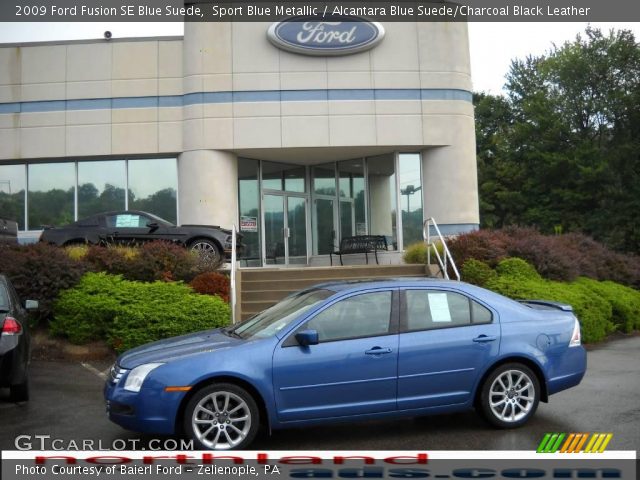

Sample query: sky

[0,21,638,93]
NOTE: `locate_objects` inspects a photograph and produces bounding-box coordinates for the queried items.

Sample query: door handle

[365,347,393,355]
[473,335,497,343]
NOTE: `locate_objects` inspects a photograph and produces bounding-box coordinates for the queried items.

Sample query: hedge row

[449,227,640,287]
[51,273,231,352]
[462,258,640,342]
[1,242,224,325]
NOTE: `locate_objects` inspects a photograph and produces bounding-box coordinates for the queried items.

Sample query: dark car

[1,275,38,402]
[39,210,240,264]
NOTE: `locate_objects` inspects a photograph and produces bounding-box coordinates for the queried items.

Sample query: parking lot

[1,335,639,451]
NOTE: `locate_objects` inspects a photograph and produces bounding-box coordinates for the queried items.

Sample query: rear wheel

[10,377,29,403]
[189,239,223,268]
[479,363,539,428]
[184,383,259,450]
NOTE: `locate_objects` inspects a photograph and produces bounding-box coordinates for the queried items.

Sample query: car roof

[311,277,475,293]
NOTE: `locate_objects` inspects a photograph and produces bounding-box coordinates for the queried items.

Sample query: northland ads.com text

[23,4,592,19]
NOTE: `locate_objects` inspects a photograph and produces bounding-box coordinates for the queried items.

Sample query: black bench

[330,235,388,266]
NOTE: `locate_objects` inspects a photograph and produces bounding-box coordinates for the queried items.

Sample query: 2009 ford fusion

[104,279,586,450]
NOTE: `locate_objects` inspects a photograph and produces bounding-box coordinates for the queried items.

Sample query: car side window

[106,214,144,228]
[304,291,392,343]
[472,301,493,324]
[406,290,490,331]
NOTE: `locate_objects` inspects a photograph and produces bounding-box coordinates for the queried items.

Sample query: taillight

[569,317,581,347]
[1,316,22,335]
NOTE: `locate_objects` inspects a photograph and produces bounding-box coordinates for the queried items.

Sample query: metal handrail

[230,226,237,324]
[423,217,460,281]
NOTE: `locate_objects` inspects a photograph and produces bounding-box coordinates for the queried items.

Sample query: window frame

[283,288,400,347]
[399,288,494,334]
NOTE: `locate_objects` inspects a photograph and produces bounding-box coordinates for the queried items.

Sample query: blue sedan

[104,279,586,450]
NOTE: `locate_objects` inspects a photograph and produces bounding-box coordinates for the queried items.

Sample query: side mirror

[147,222,159,231]
[295,329,319,347]
[25,300,39,310]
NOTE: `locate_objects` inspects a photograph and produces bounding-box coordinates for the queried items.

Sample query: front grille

[108,363,127,385]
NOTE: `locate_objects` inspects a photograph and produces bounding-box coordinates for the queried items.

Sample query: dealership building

[0,18,478,266]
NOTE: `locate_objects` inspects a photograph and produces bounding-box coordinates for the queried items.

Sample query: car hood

[117,328,242,369]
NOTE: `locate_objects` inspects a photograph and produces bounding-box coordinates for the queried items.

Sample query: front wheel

[479,363,540,428]
[184,383,259,450]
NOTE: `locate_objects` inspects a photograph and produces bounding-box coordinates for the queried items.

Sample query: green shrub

[52,272,231,352]
[65,244,89,261]
[461,259,497,287]
[403,241,446,266]
[486,258,616,343]
[575,278,640,333]
[403,242,428,264]
[494,257,542,281]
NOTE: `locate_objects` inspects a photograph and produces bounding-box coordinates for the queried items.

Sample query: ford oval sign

[267,17,385,56]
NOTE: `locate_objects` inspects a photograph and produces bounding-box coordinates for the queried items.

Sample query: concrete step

[239,264,427,282]
[237,263,446,321]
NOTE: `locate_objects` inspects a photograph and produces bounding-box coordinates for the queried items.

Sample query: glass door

[313,198,336,255]
[264,194,286,265]
[287,196,308,265]
[339,199,355,238]
[263,193,308,266]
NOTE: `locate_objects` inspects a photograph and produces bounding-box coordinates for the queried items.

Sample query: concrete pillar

[422,143,480,233]
[178,150,238,229]
[368,174,393,236]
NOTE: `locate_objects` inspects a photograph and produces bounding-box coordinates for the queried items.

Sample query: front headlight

[123,363,164,392]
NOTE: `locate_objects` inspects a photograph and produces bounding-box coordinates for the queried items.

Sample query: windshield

[229,289,334,340]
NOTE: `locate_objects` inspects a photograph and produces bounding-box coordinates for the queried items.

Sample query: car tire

[10,377,29,403]
[479,363,540,429]
[189,239,223,267]
[184,383,259,450]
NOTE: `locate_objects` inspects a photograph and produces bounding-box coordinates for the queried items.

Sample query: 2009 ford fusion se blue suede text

[104,279,586,450]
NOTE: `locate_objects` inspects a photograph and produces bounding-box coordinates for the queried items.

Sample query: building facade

[0,20,479,266]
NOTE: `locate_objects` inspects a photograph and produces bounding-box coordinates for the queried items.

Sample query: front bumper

[103,373,187,435]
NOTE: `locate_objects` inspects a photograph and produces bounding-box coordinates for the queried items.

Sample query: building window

[367,154,397,250]
[28,162,75,229]
[1,157,177,232]
[399,153,423,247]
[78,160,126,218]
[0,164,26,230]
[262,161,305,193]
[127,158,178,224]
[338,159,366,238]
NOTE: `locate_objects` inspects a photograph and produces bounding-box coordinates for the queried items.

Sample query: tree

[475,27,640,252]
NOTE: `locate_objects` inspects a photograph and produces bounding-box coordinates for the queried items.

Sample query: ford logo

[267,17,385,56]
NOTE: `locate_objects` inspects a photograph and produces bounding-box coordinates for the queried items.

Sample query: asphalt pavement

[1,335,639,452]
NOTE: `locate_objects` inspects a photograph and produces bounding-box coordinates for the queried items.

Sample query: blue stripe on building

[0,89,472,115]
